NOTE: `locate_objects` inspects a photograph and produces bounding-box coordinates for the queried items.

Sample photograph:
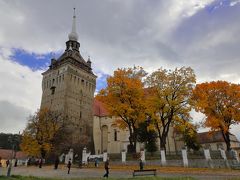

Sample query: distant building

[197,131,240,151]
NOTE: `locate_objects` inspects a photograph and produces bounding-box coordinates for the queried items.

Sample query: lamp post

[7,133,20,177]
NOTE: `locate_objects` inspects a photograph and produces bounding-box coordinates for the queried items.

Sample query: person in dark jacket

[38,158,43,168]
[139,159,144,170]
[67,159,72,174]
[54,156,59,170]
[6,159,9,167]
[103,158,109,178]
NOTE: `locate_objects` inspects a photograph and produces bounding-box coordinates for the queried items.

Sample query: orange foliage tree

[20,108,69,158]
[96,67,146,152]
[192,81,240,151]
[145,67,196,151]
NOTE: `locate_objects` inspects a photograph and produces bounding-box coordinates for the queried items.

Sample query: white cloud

[0,50,42,133]
[0,0,239,139]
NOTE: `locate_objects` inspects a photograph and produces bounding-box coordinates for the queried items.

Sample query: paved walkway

[1,166,240,179]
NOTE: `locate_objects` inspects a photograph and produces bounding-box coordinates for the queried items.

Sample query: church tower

[40,9,97,151]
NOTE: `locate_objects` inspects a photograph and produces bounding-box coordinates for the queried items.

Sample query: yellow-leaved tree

[20,108,69,158]
[192,81,240,151]
[96,67,146,153]
[145,67,196,151]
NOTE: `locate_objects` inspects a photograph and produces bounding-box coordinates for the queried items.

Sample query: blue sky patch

[10,49,61,71]
[10,48,108,91]
[95,72,108,92]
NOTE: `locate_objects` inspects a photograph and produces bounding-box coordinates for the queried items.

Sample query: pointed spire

[68,8,79,41]
[87,55,92,67]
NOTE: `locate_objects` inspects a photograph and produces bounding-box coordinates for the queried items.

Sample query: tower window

[114,129,117,141]
[51,86,56,95]
[62,74,64,81]
[80,111,82,119]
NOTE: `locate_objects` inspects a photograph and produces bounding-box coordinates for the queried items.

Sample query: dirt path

[0,165,240,179]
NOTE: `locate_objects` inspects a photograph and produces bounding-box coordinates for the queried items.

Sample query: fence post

[121,150,126,163]
[140,149,145,162]
[182,149,188,167]
[219,148,229,168]
[103,152,108,162]
[82,147,87,164]
[204,149,213,168]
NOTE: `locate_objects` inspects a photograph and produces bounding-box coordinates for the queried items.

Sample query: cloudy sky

[0,0,240,137]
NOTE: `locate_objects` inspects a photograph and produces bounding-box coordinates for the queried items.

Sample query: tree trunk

[128,125,136,153]
[221,130,231,151]
[41,147,46,159]
[160,136,167,152]
[157,129,166,152]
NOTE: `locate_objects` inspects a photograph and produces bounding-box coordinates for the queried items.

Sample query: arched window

[114,129,117,141]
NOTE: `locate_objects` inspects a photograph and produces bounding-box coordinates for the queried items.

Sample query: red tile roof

[93,99,109,117]
[0,149,28,160]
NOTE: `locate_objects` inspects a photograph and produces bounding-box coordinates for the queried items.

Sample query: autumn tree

[20,108,70,158]
[145,67,196,152]
[96,67,146,153]
[192,81,240,151]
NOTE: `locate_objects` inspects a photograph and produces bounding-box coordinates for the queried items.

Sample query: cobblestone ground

[0,166,240,179]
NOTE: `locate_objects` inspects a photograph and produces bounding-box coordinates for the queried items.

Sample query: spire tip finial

[68,7,78,41]
[73,8,76,17]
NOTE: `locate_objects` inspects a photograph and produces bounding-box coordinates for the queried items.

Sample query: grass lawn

[0,176,196,180]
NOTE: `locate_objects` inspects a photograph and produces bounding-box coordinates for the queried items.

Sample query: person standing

[94,158,99,167]
[139,159,144,170]
[67,159,72,174]
[14,159,18,167]
[54,156,59,170]
[103,157,109,178]
[38,158,42,168]
[6,160,9,167]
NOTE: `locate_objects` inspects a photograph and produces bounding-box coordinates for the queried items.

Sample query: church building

[40,9,96,151]
[40,10,183,155]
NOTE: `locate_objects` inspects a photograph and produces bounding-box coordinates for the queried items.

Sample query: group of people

[0,155,111,178]
[66,157,109,177]
[0,158,18,168]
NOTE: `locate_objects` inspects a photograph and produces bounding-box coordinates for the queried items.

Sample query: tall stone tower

[40,9,97,151]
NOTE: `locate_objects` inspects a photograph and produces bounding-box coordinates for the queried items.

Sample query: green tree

[0,133,21,150]
[137,121,157,155]
[175,120,200,151]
